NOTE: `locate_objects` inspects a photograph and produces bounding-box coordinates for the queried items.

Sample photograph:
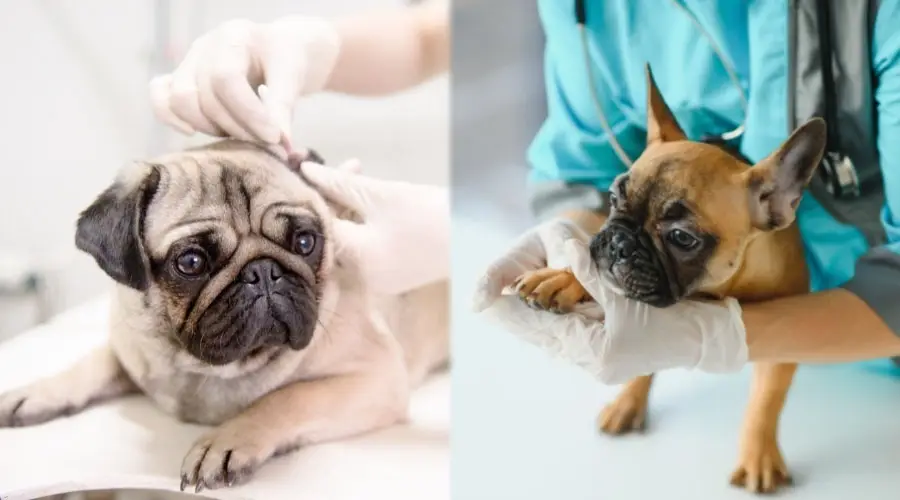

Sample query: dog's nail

[195,481,205,494]
[179,475,188,491]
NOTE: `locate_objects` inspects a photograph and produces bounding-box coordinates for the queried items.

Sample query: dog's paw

[0,383,80,427]
[729,434,792,494]
[180,421,280,492]
[597,391,649,435]
[513,268,589,313]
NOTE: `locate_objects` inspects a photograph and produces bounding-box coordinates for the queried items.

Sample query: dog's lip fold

[189,276,317,364]
[590,220,680,308]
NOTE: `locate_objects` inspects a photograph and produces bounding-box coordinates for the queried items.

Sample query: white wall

[0,0,448,336]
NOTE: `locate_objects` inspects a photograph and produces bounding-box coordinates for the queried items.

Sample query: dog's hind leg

[730,362,796,494]
[597,374,654,434]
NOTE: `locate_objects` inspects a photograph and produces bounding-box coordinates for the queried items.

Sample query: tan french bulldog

[516,66,826,494]
[0,141,449,492]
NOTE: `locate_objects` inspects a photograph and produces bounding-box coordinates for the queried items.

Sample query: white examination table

[0,297,450,500]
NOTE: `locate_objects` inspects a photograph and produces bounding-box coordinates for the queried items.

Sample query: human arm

[149,3,449,144]
[740,289,900,363]
[326,2,449,96]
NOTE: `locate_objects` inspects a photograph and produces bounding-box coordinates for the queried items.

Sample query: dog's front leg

[730,362,797,494]
[0,344,137,427]
[179,368,408,492]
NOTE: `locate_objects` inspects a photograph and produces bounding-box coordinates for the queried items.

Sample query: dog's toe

[180,427,273,491]
[729,437,792,494]
[515,268,588,313]
[0,386,78,427]
[597,395,647,435]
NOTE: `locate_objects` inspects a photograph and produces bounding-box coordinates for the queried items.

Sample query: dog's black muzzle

[192,258,318,365]
[589,217,677,307]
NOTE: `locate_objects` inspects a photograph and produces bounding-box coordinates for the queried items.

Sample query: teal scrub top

[527,0,900,295]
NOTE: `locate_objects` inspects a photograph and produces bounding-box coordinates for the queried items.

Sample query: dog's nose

[239,258,285,286]
[611,232,637,260]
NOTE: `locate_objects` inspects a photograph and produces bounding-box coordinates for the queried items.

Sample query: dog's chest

[144,352,304,425]
[112,331,305,425]
[145,372,266,424]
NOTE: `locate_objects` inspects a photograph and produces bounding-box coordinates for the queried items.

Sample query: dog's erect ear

[744,118,827,231]
[75,163,161,290]
[645,64,687,145]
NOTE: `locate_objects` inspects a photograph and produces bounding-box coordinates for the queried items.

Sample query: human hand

[474,226,748,384]
[149,16,341,144]
[567,238,748,381]
[300,161,449,295]
[471,218,594,313]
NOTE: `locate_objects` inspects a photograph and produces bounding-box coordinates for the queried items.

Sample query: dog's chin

[188,290,319,366]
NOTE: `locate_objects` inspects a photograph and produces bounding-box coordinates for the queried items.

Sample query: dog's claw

[179,475,188,492]
[195,480,205,494]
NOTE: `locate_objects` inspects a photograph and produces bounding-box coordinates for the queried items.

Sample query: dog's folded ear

[645,64,687,146]
[75,163,161,290]
[744,118,827,231]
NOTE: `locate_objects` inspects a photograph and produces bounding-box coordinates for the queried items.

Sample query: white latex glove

[473,221,748,384]
[472,218,594,313]
[300,162,448,295]
[149,16,341,144]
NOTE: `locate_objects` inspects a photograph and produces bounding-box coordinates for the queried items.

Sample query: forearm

[742,288,900,363]
[326,3,449,96]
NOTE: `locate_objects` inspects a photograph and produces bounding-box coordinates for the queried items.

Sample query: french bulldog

[516,66,826,494]
[0,140,449,492]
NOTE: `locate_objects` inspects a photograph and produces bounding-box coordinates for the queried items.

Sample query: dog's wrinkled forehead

[623,143,749,227]
[141,145,330,260]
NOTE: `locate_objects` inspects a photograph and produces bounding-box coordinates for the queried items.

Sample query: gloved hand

[149,16,341,144]
[300,161,449,295]
[473,220,748,384]
[472,218,594,313]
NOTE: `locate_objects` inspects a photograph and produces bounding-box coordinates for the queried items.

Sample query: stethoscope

[573,0,747,168]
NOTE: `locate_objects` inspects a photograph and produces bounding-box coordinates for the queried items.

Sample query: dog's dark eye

[667,229,699,250]
[175,250,208,277]
[291,230,318,256]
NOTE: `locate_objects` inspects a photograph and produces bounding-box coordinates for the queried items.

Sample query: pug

[515,66,825,494]
[0,140,449,492]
